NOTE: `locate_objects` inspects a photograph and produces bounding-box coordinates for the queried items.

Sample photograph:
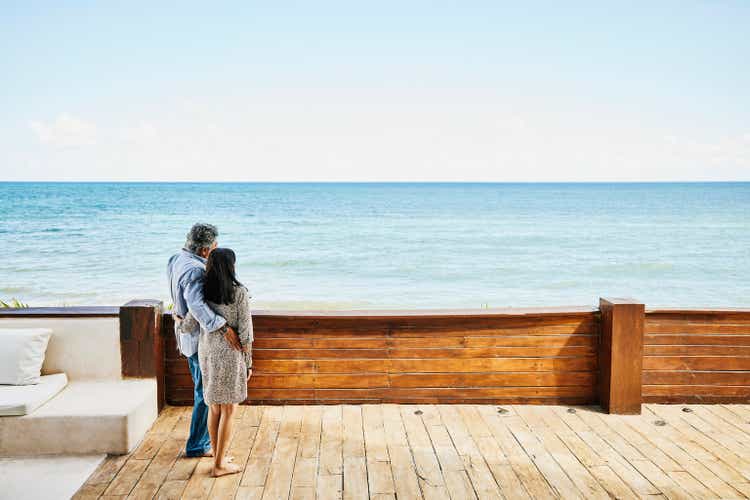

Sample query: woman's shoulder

[234,284,250,302]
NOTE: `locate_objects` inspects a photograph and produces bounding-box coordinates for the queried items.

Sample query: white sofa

[0,317,158,455]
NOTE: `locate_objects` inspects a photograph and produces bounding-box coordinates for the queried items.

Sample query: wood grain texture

[599,298,644,414]
[120,300,165,409]
[75,404,750,500]
[162,306,750,406]
[163,310,600,406]
[643,310,750,404]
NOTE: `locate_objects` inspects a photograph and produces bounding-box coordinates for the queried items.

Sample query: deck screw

[654,420,667,426]
[567,408,577,414]
[414,410,423,416]
[682,408,693,413]
[497,408,508,414]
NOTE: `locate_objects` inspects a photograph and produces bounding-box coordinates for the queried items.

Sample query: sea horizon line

[1,180,749,185]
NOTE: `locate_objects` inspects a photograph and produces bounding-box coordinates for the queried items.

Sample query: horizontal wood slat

[255,323,596,337]
[642,395,750,403]
[646,322,750,334]
[646,310,750,321]
[644,345,750,356]
[642,371,750,385]
[645,334,750,346]
[252,346,595,359]
[643,385,750,396]
[167,371,596,389]
[644,356,750,371]
[251,334,598,349]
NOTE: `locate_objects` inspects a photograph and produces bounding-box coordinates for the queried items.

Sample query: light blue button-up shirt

[167,248,226,357]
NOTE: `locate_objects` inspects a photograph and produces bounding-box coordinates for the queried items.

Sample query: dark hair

[204,248,243,305]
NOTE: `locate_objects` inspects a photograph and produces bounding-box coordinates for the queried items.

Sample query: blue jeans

[185,353,211,457]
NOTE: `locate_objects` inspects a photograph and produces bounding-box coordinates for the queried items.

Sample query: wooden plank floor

[74,404,750,499]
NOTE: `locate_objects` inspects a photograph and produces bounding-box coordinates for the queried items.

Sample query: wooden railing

[163,307,600,407]
[3,299,750,414]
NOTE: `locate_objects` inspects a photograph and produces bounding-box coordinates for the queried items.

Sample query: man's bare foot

[212,462,241,477]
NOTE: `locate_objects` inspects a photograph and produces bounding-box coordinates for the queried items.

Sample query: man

[167,223,244,457]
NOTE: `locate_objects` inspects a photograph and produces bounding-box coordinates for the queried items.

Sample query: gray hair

[185,223,218,253]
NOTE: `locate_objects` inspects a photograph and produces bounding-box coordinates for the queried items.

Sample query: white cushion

[0,373,68,416]
[0,379,158,455]
[0,328,52,385]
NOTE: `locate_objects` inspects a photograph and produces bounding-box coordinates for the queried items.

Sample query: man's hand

[222,326,244,352]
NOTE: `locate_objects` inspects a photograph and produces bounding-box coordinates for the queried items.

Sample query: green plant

[0,298,29,308]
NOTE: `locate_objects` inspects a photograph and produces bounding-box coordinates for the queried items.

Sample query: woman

[182,247,252,477]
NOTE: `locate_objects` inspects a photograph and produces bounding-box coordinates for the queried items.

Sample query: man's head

[185,223,218,259]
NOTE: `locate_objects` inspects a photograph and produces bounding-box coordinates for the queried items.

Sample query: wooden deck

[75,404,750,499]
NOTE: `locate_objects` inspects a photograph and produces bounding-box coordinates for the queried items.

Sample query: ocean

[0,182,748,309]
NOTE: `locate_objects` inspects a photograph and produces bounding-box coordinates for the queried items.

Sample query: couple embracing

[167,223,252,477]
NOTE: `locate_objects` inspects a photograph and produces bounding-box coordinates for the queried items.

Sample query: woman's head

[204,247,243,304]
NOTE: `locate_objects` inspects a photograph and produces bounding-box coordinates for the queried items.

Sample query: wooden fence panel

[163,309,599,406]
[643,310,750,403]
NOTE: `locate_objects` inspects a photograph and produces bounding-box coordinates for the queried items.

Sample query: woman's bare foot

[212,462,241,477]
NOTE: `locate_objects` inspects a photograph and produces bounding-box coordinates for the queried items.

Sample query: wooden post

[598,297,645,414]
[120,299,165,411]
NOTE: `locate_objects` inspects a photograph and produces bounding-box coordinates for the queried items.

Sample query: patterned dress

[183,285,253,405]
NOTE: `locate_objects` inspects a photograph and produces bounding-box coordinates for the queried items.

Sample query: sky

[1,1,749,182]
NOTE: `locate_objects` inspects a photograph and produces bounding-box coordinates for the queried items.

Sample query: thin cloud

[28,113,98,148]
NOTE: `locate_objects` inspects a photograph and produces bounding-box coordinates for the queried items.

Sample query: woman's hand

[222,326,245,351]
[247,368,253,381]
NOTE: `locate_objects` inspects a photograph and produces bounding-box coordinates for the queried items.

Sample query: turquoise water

[0,182,748,309]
